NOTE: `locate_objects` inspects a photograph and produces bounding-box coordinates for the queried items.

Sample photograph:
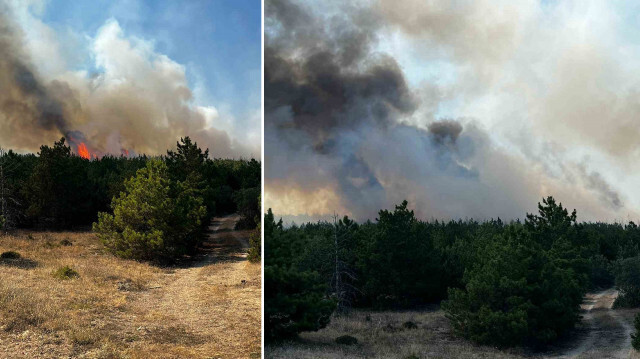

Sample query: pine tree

[331,214,359,313]
[93,159,206,262]
[443,197,586,347]
[264,209,336,341]
[0,148,20,231]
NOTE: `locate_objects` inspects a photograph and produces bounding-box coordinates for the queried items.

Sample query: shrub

[0,251,20,259]
[93,160,206,262]
[402,321,418,329]
[59,238,73,246]
[52,265,79,280]
[335,335,358,345]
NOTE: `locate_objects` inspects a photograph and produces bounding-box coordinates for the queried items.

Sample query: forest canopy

[0,137,260,234]
[265,197,640,346]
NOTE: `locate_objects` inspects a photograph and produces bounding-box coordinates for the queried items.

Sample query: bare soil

[0,214,261,359]
[544,288,638,359]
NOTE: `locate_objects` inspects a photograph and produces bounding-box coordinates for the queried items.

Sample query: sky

[1,0,261,158]
[265,0,640,223]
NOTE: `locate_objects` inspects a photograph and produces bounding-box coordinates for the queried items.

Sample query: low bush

[0,251,20,259]
[52,265,79,280]
[335,335,358,345]
[59,239,73,246]
[402,321,418,329]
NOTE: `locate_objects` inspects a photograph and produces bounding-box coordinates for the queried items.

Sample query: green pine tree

[93,159,206,262]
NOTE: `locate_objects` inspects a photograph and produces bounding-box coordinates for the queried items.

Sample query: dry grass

[265,307,640,359]
[266,300,640,359]
[0,216,261,359]
[265,309,529,359]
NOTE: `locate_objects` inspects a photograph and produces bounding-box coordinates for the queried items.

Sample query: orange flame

[77,143,91,159]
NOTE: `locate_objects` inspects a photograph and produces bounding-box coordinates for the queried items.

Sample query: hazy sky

[265,0,640,223]
[1,0,261,158]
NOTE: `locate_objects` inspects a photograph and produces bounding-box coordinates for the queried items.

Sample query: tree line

[0,137,260,262]
[265,197,640,347]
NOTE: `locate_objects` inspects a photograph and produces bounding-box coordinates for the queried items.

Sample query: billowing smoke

[265,0,633,222]
[0,8,73,150]
[428,120,463,145]
[0,3,257,159]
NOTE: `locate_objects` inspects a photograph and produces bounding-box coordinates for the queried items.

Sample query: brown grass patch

[0,215,260,358]
[266,309,530,359]
[0,230,161,357]
[266,306,640,359]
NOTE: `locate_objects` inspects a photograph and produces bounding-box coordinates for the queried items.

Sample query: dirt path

[550,288,633,359]
[130,214,261,358]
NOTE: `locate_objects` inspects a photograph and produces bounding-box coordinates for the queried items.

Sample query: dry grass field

[265,309,527,359]
[0,215,261,359]
[266,297,640,359]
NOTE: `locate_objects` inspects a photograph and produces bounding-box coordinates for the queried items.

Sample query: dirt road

[130,214,261,358]
[550,289,634,359]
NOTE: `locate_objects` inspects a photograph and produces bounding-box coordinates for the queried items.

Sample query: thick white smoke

[265,0,637,222]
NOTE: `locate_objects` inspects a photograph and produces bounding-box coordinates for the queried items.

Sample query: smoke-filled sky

[0,0,260,158]
[265,0,640,223]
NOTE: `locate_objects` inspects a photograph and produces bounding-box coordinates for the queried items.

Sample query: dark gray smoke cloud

[265,0,628,222]
[428,120,463,145]
[0,8,75,149]
[265,0,414,152]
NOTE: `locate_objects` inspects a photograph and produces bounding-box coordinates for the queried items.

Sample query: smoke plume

[0,3,257,159]
[265,0,633,222]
